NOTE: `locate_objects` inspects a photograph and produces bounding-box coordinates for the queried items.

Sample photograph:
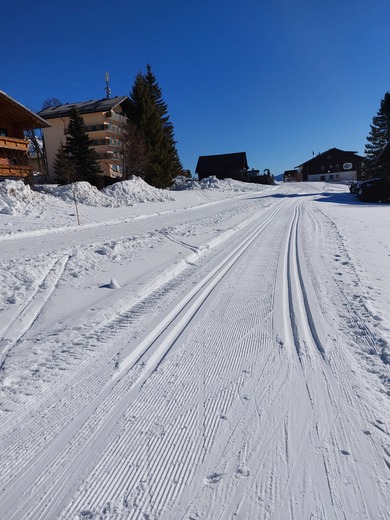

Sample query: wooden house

[297,148,363,182]
[196,152,249,181]
[0,91,50,182]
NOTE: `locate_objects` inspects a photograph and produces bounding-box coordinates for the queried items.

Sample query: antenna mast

[104,72,111,99]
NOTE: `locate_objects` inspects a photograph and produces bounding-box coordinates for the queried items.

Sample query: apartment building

[39,96,131,179]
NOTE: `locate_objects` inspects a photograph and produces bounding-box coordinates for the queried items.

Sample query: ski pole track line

[0,254,69,369]
[0,198,289,520]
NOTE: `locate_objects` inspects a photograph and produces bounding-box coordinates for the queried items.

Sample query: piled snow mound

[46,177,174,207]
[200,176,223,189]
[213,177,263,191]
[171,176,201,190]
[102,176,175,204]
[172,175,271,192]
[49,182,114,207]
[0,180,48,215]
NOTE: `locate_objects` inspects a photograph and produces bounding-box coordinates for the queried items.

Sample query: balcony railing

[0,152,31,177]
[0,136,30,152]
[97,152,123,161]
[85,123,123,134]
[0,164,31,177]
[90,138,122,148]
[105,111,127,123]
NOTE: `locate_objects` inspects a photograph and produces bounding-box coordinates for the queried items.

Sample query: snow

[0,179,48,215]
[0,177,389,519]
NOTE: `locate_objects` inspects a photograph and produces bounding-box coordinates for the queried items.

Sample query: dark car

[349,181,361,195]
[358,178,390,202]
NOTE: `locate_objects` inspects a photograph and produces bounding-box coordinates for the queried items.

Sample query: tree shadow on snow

[247,192,314,200]
[315,192,390,206]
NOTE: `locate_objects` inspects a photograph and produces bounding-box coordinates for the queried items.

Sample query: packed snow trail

[0,186,388,519]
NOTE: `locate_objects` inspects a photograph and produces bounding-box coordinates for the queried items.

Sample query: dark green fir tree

[364,92,390,177]
[64,108,102,184]
[53,142,76,184]
[128,65,183,188]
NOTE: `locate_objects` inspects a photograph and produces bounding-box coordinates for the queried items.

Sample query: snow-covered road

[0,181,389,519]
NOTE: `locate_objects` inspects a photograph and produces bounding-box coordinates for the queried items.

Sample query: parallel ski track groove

[0,254,69,369]
[284,198,371,519]
[306,204,381,358]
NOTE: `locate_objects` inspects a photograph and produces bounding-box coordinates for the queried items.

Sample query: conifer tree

[53,142,75,184]
[64,108,102,184]
[122,119,150,179]
[128,65,183,188]
[364,92,390,177]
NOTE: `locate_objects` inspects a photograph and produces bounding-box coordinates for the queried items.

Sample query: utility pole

[104,72,111,99]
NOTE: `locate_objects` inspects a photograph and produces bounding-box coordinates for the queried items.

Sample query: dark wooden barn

[196,152,249,181]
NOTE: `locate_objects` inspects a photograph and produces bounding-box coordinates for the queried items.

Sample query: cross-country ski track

[0,183,389,520]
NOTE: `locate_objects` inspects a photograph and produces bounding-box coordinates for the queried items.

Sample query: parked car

[349,181,361,195]
[358,178,390,202]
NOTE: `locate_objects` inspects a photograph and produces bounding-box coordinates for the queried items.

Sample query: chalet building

[297,148,364,182]
[39,96,131,180]
[196,152,249,181]
[0,90,50,183]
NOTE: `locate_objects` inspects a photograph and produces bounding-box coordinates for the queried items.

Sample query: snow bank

[0,175,270,219]
[171,175,274,192]
[48,182,114,207]
[0,180,47,215]
[171,176,201,190]
[102,176,175,204]
[43,177,174,207]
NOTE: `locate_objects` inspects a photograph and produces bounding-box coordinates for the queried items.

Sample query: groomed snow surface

[0,176,389,520]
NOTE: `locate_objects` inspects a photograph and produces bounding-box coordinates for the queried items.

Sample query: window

[320,165,325,171]
[0,128,8,136]
[320,175,326,181]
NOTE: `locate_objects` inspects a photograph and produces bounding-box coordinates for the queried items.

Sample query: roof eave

[0,90,51,129]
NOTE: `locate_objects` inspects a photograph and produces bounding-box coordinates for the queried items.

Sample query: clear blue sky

[3,0,390,177]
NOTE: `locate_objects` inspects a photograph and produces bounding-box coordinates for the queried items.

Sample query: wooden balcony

[0,136,30,152]
[0,164,31,178]
[0,144,31,179]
